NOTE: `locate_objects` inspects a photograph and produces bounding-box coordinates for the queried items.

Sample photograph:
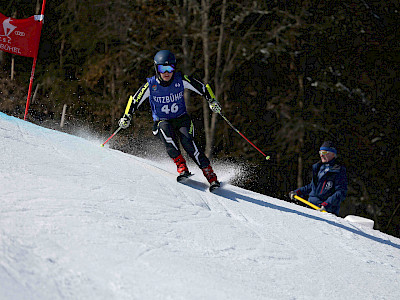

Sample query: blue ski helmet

[154,50,176,66]
[154,50,176,84]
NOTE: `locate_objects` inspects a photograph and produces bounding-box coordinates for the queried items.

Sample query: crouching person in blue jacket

[289,141,347,216]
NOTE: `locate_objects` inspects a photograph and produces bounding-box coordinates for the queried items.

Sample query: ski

[177,171,194,182]
[177,173,221,193]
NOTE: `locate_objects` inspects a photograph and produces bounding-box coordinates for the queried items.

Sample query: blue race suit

[146,73,186,121]
[126,72,211,121]
[124,72,214,169]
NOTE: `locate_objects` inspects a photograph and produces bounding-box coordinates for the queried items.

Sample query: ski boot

[173,155,192,182]
[202,165,220,192]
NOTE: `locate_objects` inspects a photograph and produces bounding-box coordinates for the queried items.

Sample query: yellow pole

[294,195,327,212]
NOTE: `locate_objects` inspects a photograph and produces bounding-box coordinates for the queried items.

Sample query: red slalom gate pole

[24,0,46,120]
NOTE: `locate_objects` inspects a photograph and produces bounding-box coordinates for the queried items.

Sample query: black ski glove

[289,190,299,201]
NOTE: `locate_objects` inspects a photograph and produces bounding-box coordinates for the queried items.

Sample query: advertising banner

[0,13,42,58]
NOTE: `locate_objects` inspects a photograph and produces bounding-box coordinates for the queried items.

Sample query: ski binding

[209,181,221,192]
[177,171,194,182]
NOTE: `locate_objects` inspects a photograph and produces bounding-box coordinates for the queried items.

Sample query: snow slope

[1,112,400,300]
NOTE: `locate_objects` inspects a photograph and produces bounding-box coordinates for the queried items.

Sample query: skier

[118,50,222,191]
[289,141,347,215]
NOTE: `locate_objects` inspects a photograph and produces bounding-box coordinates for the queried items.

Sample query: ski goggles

[319,150,333,156]
[157,64,175,73]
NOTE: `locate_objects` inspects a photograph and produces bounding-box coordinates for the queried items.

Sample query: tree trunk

[207,0,227,158]
[201,0,212,157]
[182,0,192,109]
[297,153,303,188]
[297,74,305,188]
[36,0,41,14]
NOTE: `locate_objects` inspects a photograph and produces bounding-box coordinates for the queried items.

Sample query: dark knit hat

[320,141,337,154]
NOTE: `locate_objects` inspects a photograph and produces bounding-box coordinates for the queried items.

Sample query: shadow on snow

[214,187,400,250]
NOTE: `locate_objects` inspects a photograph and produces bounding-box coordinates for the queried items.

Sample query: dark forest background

[1,0,399,238]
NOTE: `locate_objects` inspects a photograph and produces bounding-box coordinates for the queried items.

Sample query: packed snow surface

[1,112,400,300]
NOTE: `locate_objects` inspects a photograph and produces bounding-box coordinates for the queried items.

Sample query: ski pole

[205,84,270,160]
[219,112,270,160]
[294,195,327,212]
[101,126,122,147]
[101,96,134,147]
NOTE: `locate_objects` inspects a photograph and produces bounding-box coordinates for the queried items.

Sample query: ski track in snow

[1,112,400,300]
